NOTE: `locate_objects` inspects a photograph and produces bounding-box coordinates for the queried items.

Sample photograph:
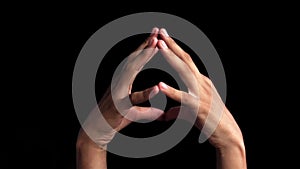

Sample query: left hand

[80,28,165,148]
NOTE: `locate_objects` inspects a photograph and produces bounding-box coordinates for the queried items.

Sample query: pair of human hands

[81,28,243,151]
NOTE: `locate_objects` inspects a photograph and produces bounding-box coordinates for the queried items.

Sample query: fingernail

[160,82,168,90]
[160,41,167,48]
[161,28,169,37]
[152,27,159,34]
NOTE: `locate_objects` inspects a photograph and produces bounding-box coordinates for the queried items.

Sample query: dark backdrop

[6,3,294,169]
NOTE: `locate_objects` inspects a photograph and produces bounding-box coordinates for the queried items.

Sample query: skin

[76,28,247,169]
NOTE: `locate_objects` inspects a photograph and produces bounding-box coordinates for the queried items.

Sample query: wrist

[76,129,107,169]
[217,139,246,155]
[76,128,105,152]
[216,141,247,169]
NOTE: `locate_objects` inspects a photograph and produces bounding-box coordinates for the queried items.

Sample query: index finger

[127,27,159,62]
[114,34,159,99]
[159,28,199,72]
[157,40,199,96]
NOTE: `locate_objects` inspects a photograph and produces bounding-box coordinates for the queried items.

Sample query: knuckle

[184,52,192,61]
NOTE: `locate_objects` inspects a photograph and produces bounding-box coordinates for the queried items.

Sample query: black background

[6,3,295,169]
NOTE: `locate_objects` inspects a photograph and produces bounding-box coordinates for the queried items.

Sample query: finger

[130,85,159,105]
[165,106,180,121]
[164,106,197,123]
[158,82,196,107]
[158,40,199,94]
[159,28,199,71]
[157,40,187,72]
[126,106,164,122]
[156,106,180,121]
[132,37,158,71]
[159,28,190,63]
[128,27,159,61]
[114,37,158,98]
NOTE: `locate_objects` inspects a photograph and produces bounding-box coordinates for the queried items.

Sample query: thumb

[158,82,191,106]
[126,106,164,122]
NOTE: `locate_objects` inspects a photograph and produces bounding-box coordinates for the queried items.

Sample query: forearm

[76,129,107,169]
[216,142,247,169]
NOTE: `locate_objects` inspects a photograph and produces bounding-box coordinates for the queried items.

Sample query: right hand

[157,28,244,150]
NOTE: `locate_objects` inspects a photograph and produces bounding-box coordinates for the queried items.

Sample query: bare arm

[77,129,107,169]
[216,141,246,169]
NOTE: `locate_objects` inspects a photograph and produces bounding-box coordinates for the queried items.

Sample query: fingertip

[159,28,169,37]
[158,82,168,91]
[153,85,159,92]
[151,27,159,35]
[149,85,159,98]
